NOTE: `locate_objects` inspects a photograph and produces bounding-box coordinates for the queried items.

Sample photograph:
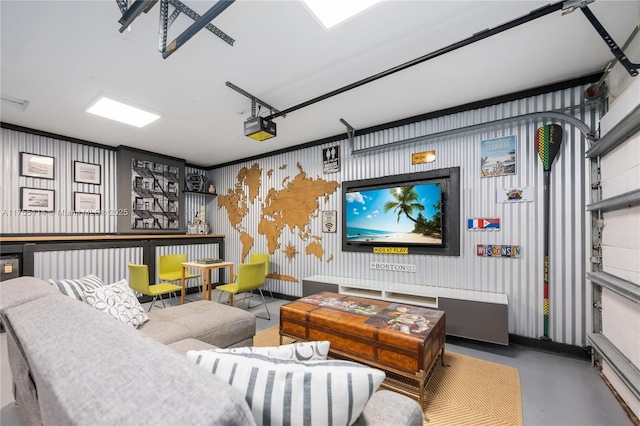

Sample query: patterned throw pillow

[84,279,149,328]
[213,341,330,361]
[48,274,105,302]
[186,351,385,426]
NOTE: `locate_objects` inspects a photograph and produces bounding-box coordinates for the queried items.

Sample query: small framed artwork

[74,192,101,214]
[20,187,55,212]
[20,152,55,180]
[74,161,101,185]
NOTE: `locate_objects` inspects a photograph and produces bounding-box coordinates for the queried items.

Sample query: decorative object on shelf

[20,152,55,180]
[73,161,101,185]
[185,172,209,193]
[20,187,55,212]
[208,184,216,195]
[193,201,209,234]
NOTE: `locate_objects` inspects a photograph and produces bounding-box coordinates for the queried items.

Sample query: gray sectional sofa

[0,276,424,426]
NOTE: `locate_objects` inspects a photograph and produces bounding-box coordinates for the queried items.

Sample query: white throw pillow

[186,351,385,426]
[85,279,149,328]
[213,341,330,361]
[48,274,105,302]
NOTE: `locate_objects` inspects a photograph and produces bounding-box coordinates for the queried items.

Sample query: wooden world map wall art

[217,162,340,283]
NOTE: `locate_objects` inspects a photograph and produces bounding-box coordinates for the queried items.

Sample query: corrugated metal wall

[212,85,598,345]
[1,128,118,234]
[33,247,142,285]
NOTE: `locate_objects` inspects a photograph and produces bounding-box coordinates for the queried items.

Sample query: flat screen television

[342,167,460,256]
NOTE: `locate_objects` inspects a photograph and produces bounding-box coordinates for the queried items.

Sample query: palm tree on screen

[383,186,425,225]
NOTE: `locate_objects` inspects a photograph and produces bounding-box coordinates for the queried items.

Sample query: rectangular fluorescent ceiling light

[85,93,162,128]
[303,0,383,29]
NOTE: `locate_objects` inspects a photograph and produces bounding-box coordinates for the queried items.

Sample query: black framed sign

[74,192,101,213]
[20,152,55,180]
[20,187,55,212]
[74,161,101,185]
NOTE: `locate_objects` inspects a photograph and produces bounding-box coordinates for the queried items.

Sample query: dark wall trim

[211,73,602,169]
[508,334,591,360]
[0,122,116,151]
[446,333,591,360]
[116,145,185,163]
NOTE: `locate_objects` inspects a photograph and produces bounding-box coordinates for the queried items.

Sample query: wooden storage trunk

[280,292,445,376]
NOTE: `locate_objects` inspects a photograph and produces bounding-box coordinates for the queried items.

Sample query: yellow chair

[128,262,182,311]
[158,253,200,292]
[217,262,270,320]
[248,253,274,301]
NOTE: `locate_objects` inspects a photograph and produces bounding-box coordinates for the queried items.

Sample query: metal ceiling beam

[115,0,128,15]
[162,0,235,59]
[118,0,158,33]
[226,81,281,117]
[265,1,565,121]
[580,5,640,77]
[169,0,234,47]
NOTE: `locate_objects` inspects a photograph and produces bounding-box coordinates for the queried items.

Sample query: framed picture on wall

[20,152,55,180]
[74,192,101,214]
[20,187,55,212]
[74,161,101,185]
[480,135,516,178]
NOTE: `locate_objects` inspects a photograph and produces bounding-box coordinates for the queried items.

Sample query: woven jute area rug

[254,326,523,426]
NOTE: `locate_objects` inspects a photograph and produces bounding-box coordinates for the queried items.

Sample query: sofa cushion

[168,338,219,354]
[139,300,255,347]
[0,276,60,314]
[48,274,105,302]
[85,279,149,328]
[3,294,257,426]
[187,350,385,426]
[353,390,424,426]
[213,340,330,361]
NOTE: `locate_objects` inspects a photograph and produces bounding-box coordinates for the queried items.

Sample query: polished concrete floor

[1,290,634,426]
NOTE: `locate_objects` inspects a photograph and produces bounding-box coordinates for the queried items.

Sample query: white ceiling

[1,1,638,167]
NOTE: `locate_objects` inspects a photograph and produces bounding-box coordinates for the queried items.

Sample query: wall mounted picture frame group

[73,161,101,185]
[20,187,55,212]
[20,152,55,180]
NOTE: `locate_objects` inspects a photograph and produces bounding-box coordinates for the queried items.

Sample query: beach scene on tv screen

[345,182,442,244]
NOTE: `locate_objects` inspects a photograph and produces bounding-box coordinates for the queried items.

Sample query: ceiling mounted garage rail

[579,5,640,77]
[264,0,636,125]
[116,0,235,59]
[264,1,566,121]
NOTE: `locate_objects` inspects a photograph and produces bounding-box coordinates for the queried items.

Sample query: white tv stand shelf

[302,275,509,345]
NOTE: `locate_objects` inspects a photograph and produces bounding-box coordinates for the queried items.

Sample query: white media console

[302,275,509,345]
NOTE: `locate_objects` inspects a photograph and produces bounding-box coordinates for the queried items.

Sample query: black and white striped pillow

[186,351,385,426]
[48,274,105,302]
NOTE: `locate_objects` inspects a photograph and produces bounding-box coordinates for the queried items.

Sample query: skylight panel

[303,0,383,29]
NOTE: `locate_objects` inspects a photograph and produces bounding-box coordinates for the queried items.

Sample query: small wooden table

[180,261,234,304]
[280,292,446,407]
